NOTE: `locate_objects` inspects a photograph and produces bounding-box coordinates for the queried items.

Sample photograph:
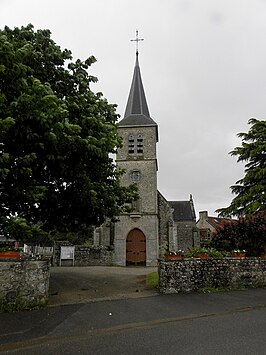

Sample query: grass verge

[146,272,159,289]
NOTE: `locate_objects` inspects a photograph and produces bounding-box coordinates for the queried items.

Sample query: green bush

[185,247,228,258]
[211,212,266,256]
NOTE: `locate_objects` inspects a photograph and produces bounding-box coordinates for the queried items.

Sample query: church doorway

[126,229,146,266]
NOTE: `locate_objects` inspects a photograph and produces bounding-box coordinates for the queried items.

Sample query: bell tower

[114,34,159,266]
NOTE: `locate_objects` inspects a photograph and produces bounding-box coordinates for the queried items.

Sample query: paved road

[0,288,265,354]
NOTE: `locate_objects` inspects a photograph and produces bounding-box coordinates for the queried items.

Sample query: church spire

[123,52,151,119]
[119,31,157,128]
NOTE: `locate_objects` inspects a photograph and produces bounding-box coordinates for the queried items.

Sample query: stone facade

[175,221,199,252]
[157,192,199,257]
[114,124,158,266]
[95,53,199,267]
[0,260,50,310]
[158,192,174,257]
[159,258,266,293]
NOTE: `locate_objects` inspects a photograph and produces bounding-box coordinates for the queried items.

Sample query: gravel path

[48,266,158,306]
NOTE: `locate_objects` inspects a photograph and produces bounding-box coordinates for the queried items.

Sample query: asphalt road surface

[0,288,265,354]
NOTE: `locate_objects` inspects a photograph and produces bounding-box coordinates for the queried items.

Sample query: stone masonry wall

[175,220,198,252]
[158,192,173,258]
[0,260,50,308]
[159,258,266,293]
[53,242,114,266]
[74,246,114,266]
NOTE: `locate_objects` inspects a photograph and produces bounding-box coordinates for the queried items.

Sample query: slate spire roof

[118,52,158,131]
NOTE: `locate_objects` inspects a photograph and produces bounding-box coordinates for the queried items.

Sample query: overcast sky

[1,0,266,218]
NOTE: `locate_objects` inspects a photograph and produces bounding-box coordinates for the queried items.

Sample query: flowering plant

[168,250,184,256]
[232,249,246,254]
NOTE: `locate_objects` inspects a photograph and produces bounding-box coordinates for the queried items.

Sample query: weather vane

[130,30,144,55]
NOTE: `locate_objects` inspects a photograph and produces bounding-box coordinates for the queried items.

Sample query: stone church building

[94,51,199,266]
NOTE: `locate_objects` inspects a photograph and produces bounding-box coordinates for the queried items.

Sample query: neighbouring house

[196,211,237,243]
[0,235,19,248]
[0,235,6,243]
[94,46,199,266]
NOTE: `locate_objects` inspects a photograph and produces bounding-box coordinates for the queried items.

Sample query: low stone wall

[159,258,266,293]
[73,246,114,266]
[0,260,50,310]
[53,242,114,266]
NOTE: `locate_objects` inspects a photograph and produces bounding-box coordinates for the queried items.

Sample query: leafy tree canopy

[211,212,266,256]
[0,24,137,243]
[217,118,266,217]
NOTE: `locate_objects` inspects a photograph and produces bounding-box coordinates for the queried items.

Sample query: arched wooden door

[126,229,146,266]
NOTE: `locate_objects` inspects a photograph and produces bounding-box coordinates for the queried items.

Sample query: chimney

[199,211,208,221]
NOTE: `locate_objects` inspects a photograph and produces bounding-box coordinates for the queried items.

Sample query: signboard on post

[60,246,75,266]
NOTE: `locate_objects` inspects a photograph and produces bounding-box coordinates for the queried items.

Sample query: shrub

[211,212,266,256]
[185,247,226,258]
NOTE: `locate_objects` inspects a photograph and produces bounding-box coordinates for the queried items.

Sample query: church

[94,44,199,266]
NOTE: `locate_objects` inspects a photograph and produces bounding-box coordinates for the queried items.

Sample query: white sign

[60,246,75,266]
[61,246,75,259]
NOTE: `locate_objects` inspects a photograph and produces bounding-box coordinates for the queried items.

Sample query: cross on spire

[130,30,144,55]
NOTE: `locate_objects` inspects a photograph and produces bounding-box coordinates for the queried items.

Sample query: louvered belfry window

[128,134,135,154]
[137,134,143,154]
[128,134,144,155]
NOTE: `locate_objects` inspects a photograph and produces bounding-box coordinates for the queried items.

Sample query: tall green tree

[0,24,137,242]
[217,118,266,217]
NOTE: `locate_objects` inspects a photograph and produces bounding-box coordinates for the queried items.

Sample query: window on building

[128,135,135,154]
[128,134,144,155]
[137,134,143,154]
[200,229,212,242]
